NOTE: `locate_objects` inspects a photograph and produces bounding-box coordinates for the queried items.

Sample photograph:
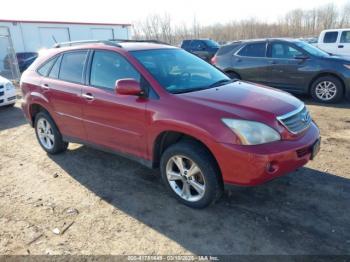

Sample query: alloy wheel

[315,81,337,101]
[36,118,55,150]
[166,155,206,202]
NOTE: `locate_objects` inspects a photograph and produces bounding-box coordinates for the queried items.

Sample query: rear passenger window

[323,32,338,43]
[59,51,88,84]
[49,55,62,79]
[191,40,205,50]
[181,40,191,49]
[340,31,350,43]
[37,58,56,76]
[90,51,140,90]
[238,43,266,57]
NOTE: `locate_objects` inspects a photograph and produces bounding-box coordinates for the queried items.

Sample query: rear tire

[160,140,223,208]
[34,111,68,154]
[310,76,344,103]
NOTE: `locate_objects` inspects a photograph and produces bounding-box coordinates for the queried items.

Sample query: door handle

[82,93,94,101]
[41,83,50,90]
[269,60,277,64]
[338,45,344,48]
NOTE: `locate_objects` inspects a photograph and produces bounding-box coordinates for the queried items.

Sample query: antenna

[52,35,58,44]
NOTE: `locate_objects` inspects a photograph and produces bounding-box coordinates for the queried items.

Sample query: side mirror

[116,79,143,96]
[294,54,309,60]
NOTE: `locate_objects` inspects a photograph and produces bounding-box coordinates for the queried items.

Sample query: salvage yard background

[0,98,349,255]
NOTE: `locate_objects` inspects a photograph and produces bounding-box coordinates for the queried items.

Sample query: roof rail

[53,40,122,48]
[109,39,171,45]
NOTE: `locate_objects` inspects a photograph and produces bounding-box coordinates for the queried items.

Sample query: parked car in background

[0,75,16,107]
[21,40,320,208]
[300,37,318,46]
[181,39,220,61]
[4,52,38,73]
[212,38,350,103]
[317,29,350,56]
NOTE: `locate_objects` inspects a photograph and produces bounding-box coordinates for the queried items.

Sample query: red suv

[21,40,320,208]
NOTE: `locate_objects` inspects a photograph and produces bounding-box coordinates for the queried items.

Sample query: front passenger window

[271,43,302,59]
[90,51,140,89]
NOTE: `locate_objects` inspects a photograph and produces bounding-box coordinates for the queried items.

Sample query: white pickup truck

[0,75,16,107]
[317,29,350,56]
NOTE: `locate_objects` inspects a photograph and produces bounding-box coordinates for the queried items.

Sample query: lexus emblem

[301,112,310,123]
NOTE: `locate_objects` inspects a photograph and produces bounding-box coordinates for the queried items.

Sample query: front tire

[34,111,68,154]
[311,76,344,103]
[160,140,223,208]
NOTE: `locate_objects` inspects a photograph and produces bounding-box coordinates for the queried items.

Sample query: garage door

[39,27,70,48]
[91,28,114,40]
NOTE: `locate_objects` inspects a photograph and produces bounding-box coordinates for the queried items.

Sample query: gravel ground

[0,98,349,255]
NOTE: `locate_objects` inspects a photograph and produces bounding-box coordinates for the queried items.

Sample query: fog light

[266,161,279,174]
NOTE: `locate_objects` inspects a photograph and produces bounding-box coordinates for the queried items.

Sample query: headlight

[5,82,14,91]
[222,119,281,145]
[344,64,350,70]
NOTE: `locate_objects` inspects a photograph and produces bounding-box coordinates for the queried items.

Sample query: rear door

[339,30,350,56]
[40,50,88,140]
[266,41,309,92]
[318,31,339,55]
[232,42,270,84]
[82,50,148,158]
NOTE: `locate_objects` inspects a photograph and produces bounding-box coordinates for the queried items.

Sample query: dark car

[4,52,38,73]
[181,39,220,62]
[212,38,350,103]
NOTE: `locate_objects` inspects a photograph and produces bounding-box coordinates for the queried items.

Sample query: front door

[266,42,309,92]
[82,50,148,158]
[339,30,350,56]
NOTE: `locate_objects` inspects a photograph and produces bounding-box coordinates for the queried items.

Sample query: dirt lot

[0,97,349,255]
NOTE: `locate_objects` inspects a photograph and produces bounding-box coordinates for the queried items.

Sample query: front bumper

[212,122,320,186]
[0,88,16,106]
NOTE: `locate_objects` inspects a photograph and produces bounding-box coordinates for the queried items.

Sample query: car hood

[179,81,303,120]
[321,55,350,63]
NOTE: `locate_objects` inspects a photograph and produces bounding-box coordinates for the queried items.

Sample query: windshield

[204,40,220,48]
[131,49,232,94]
[295,41,330,57]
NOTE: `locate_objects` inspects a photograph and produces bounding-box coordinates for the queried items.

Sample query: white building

[0,19,132,53]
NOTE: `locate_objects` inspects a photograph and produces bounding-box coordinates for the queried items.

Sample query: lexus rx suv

[21,40,320,208]
[212,38,350,103]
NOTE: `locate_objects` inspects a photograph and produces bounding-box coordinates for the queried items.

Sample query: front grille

[7,96,16,101]
[277,105,312,134]
[0,85,3,90]
[0,91,4,97]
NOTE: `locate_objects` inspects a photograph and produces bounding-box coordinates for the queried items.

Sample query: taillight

[211,55,217,65]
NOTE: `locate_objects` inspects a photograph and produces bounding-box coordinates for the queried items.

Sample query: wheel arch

[29,103,51,127]
[309,72,346,95]
[152,131,222,181]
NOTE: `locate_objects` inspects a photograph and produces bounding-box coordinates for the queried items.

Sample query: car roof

[321,28,350,32]
[225,38,302,46]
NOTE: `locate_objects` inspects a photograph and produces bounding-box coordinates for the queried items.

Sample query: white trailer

[0,19,132,53]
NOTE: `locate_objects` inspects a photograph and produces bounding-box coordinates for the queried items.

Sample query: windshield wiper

[209,79,236,88]
[171,87,207,94]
